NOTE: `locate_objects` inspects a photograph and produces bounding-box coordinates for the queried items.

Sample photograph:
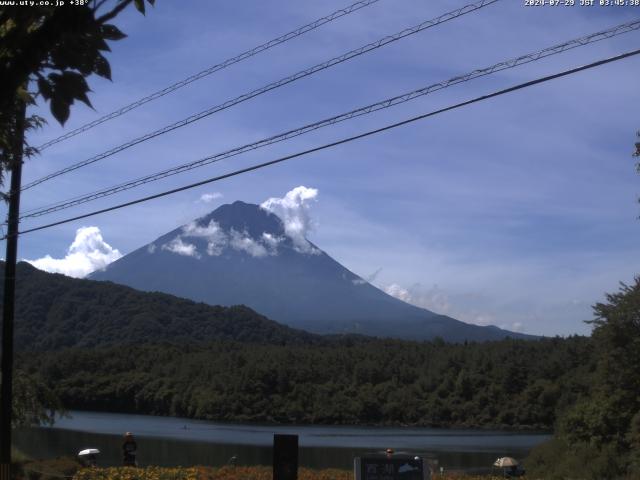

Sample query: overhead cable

[22,0,500,191]
[9,47,640,240]
[34,0,383,151]
[19,18,640,220]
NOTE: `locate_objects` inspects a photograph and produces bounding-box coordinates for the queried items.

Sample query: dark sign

[273,434,298,480]
[355,455,430,480]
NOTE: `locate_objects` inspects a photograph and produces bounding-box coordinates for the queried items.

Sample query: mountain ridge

[1,261,321,351]
[90,201,535,342]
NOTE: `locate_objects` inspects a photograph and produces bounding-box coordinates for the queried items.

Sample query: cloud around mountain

[25,226,122,278]
[153,186,319,260]
[157,218,282,259]
[260,186,319,254]
[25,186,319,278]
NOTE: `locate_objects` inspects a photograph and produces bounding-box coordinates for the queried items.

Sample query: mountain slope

[0,261,318,350]
[90,201,534,342]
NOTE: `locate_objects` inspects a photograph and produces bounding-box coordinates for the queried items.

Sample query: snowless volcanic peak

[91,201,535,342]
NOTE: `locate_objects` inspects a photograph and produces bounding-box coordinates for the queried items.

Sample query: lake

[14,411,551,473]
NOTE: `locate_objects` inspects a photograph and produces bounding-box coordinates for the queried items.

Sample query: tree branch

[92,0,110,14]
[96,0,134,24]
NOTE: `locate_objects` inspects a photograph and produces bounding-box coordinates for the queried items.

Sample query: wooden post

[273,434,298,480]
[0,99,26,479]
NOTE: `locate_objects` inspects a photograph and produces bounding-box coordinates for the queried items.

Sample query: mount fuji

[90,201,533,342]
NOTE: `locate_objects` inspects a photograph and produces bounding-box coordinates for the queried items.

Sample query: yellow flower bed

[73,465,520,480]
[72,466,354,480]
[73,466,199,480]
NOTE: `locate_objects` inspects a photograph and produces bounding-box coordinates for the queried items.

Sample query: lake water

[14,411,551,473]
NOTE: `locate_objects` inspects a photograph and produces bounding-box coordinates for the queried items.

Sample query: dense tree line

[20,336,592,430]
[527,277,640,479]
[1,262,319,350]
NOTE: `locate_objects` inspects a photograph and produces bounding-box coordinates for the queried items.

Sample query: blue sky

[3,0,640,336]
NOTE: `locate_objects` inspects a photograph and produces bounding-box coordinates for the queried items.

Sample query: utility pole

[0,99,26,480]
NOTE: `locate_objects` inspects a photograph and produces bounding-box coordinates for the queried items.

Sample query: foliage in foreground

[527,438,626,480]
[10,447,30,463]
[18,456,81,480]
[0,369,60,428]
[0,0,155,188]
[527,278,640,479]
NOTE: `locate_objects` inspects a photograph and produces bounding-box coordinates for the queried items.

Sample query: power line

[10,47,640,240]
[22,0,499,191]
[19,18,640,220]
[34,0,382,152]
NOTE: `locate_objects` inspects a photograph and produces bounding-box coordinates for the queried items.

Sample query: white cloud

[26,226,122,278]
[354,267,383,285]
[261,232,284,254]
[260,186,319,254]
[183,219,223,238]
[183,220,227,256]
[384,281,495,326]
[385,283,412,303]
[406,284,452,315]
[198,192,223,203]
[379,281,528,333]
[502,322,525,333]
[474,315,495,327]
[230,230,268,258]
[147,244,157,254]
[165,220,280,258]
[161,237,200,258]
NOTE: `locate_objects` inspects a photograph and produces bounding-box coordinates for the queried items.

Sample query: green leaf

[50,36,99,75]
[51,97,70,125]
[94,53,112,80]
[65,73,93,108]
[50,72,93,109]
[101,24,127,41]
[93,35,111,52]
[134,0,145,14]
[38,78,53,100]
[16,87,33,104]
[25,114,47,131]
[75,89,93,109]
[77,49,102,76]
[50,45,72,71]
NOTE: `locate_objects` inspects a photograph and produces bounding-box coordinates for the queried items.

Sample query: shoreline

[17,410,547,472]
[52,408,554,434]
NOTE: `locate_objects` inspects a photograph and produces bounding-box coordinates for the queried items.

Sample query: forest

[3,262,639,477]
[20,335,592,429]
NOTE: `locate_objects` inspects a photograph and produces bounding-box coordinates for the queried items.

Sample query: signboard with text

[354,455,430,480]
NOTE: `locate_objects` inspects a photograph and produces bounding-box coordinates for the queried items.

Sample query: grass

[13,456,82,480]
[11,447,31,464]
